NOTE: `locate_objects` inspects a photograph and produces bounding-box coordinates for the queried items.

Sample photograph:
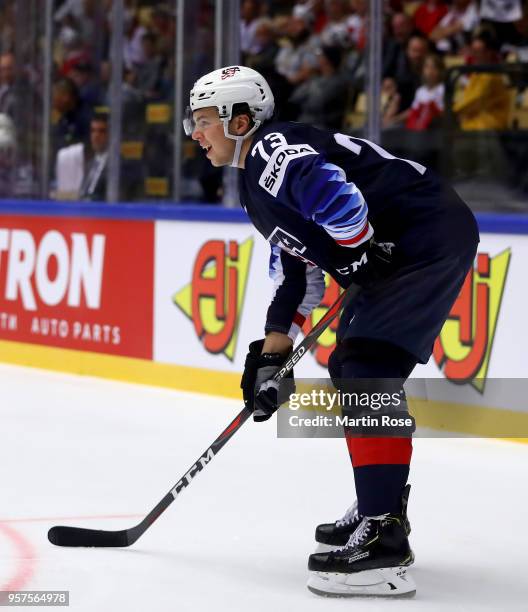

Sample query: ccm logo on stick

[170,448,215,497]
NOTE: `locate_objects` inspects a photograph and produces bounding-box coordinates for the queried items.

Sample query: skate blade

[307,566,416,598]
[313,542,345,554]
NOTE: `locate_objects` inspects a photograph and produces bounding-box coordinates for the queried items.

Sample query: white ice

[1,363,527,611]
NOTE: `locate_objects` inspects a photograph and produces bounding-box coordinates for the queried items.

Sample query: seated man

[79,112,108,200]
[55,112,109,201]
[453,32,511,130]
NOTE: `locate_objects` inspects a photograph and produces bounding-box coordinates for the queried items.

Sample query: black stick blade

[48,526,130,547]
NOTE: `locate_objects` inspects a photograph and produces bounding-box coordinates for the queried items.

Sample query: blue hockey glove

[240,339,294,422]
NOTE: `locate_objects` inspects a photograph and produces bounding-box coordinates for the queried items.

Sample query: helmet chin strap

[222,119,261,168]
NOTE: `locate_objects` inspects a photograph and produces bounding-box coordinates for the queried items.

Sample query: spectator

[294,0,328,34]
[54,0,101,51]
[54,0,85,31]
[272,13,291,38]
[289,45,348,128]
[0,51,15,118]
[275,15,318,85]
[68,59,105,109]
[405,54,445,130]
[241,0,263,58]
[453,30,511,130]
[413,0,449,37]
[393,34,430,111]
[123,12,148,70]
[246,18,280,74]
[480,0,523,46]
[429,0,480,55]
[381,77,403,128]
[318,0,351,47]
[451,30,513,182]
[0,2,15,54]
[391,11,416,46]
[134,32,164,100]
[293,1,313,22]
[346,0,367,51]
[383,12,415,78]
[150,5,176,60]
[121,67,145,138]
[51,77,89,157]
[79,113,108,201]
[57,25,93,79]
[246,18,296,119]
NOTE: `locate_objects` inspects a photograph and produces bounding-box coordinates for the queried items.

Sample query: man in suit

[79,112,109,201]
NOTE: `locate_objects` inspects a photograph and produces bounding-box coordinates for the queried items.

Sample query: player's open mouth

[201,144,212,155]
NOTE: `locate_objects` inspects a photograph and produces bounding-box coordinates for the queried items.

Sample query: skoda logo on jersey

[259,144,317,197]
[221,66,240,79]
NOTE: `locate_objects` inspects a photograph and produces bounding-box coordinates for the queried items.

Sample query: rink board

[0,203,527,437]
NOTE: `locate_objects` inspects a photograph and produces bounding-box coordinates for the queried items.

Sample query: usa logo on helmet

[221,66,241,80]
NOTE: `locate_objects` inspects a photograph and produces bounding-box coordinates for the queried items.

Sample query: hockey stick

[48,282,360,548]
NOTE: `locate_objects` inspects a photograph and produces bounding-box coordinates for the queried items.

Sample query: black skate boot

[307,513,416,598]
[315,484,412,551]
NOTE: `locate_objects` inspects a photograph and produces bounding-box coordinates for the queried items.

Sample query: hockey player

[184,66,479,597]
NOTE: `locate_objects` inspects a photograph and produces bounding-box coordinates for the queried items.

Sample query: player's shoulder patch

[258,143,317,197]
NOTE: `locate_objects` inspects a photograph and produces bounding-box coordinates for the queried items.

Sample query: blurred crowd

[242,0,528,132]
[0,0,183,200]
[0,0,528,203]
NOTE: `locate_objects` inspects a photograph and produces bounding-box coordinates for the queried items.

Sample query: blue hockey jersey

[238,120,476,340]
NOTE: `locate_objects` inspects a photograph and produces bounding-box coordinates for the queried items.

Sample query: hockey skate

[314,484,412,553]
[307,513,416,598]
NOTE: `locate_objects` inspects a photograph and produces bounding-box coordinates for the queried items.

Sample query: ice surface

[1,363,527,611]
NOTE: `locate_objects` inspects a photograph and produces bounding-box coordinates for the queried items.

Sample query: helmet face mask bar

[182,106,194,137]
[183,65,275,167]
[183,105,225,137]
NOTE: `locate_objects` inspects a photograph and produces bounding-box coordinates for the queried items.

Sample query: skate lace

[335,501,359,527]
[345,517,372,548]
[344,514,388,549]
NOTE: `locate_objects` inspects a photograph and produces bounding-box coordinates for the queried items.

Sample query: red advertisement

[0,216,154,359]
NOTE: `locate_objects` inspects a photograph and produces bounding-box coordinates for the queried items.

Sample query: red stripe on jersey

[346,437,412,467]
[293,311,306,327]
[336,222,370,246]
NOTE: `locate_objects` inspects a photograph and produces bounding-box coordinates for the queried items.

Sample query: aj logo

[173,238,253,361]
[302,276,343,368]
[434,249,511,392]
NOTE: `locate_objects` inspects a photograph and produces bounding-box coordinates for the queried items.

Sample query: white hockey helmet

[184,65,275,167]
